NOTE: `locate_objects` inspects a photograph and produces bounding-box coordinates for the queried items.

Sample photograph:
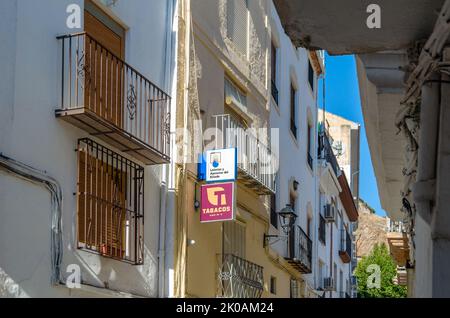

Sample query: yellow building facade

[173,0,309,298]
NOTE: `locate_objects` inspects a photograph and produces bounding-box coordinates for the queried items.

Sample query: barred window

[227,0,249,56]
[77,138,144,265]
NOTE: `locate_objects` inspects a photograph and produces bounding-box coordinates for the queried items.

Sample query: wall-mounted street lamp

[263,204,297,247]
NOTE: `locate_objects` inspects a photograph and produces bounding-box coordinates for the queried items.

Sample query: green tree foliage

[354,243,407,298]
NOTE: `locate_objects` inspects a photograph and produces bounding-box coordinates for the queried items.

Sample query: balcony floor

[238,169,274,195]
[56,107,169,165]
[285,258,312,274]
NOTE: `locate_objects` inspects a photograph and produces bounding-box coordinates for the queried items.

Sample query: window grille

[76,138,144,264]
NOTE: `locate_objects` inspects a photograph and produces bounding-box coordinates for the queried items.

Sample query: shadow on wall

[0,168,160,297]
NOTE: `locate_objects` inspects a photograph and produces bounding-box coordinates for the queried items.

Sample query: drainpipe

[413,72,441,225]
[329,221,333,298]
[158,164,168,298]
[314,72,324,292]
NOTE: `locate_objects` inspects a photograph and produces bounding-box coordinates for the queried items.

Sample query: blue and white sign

[205,148,237,183]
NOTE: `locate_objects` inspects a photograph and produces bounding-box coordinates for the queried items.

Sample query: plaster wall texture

[0,0,176,297]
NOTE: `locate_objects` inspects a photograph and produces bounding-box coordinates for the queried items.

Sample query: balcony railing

[56,32,171,165]
[217,254,264,298]
[271,80,279,105]
[322,277,335,291]
[213,114,277,195]
[318,132,340,176]
[286,226,312,274]
[339,229,352,263]
[339,291,351,298]
[319,214,326,244]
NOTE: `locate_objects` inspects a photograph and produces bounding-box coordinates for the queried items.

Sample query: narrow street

[0,0,449,303]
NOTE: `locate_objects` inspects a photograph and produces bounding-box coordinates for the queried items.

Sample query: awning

[338,174,359,222]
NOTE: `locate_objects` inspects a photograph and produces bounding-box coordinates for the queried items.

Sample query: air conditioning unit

[324,204,335,222]
[323,277,335,291]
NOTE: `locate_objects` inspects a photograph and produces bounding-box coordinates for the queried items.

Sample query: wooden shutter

[227,0,248,56]
[84,4,125,129]
[78,149,127,258]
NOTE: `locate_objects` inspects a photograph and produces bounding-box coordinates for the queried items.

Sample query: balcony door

[223,221,246,258]
[84,1,125,129]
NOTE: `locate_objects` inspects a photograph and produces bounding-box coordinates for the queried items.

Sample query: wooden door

[78,150,127,259]
[84,3,125,129]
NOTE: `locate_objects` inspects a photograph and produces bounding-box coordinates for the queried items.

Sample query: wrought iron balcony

[322,277,335,291]
[286,226,312,274]
[213,114,277,195]
[56,33,171,165]
[318,132,340,176]
[339,291,351,298]
[339,229,352,263]
[217,254,264,298]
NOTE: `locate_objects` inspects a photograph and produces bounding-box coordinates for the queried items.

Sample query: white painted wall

[0,0,176,297]
[316,174,353,298]
[269,1,318,295]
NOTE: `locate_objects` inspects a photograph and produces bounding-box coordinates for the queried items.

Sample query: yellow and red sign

[200,182,235,223]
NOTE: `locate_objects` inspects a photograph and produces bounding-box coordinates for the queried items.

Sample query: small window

[270,193,278,228]
[318,261,324,289]
[225,78,247,108]
[271,41,279,104]
[270,276,277,295]
[308,60,315,92]
[290,84,297,138]
[319,213,326,244]
[307,123,313,169]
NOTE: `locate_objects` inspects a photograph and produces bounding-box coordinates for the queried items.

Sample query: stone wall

[355,200,388,258]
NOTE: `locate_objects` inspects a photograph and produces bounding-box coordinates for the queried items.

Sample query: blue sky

[319,53,386,217]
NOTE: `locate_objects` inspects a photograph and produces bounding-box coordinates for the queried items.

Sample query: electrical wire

[0,153,63,285]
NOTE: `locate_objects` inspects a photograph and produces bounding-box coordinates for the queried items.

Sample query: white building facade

[316,128,359,298]
[269,1,324,298]
[0,0,177,297]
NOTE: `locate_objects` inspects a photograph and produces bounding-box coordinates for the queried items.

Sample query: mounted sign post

[205,148,237,183]
[200,182,236,223]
